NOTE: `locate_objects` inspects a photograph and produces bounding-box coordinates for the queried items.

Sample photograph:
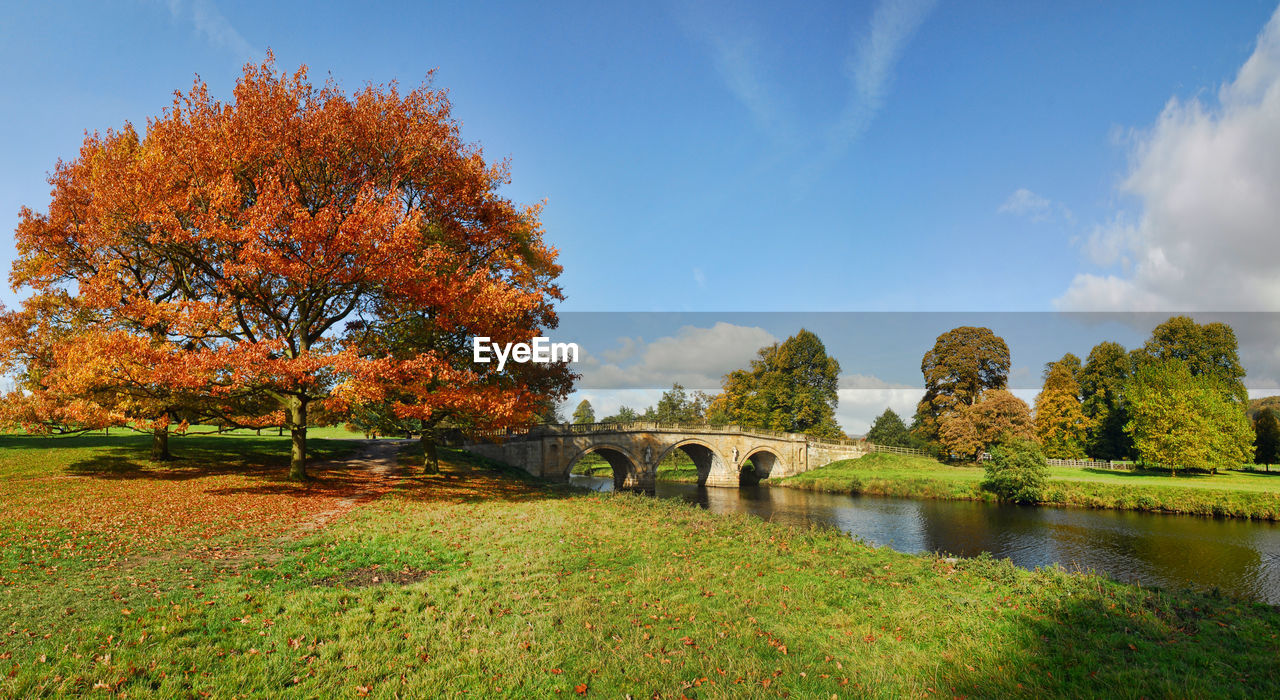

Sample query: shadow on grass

[390,445,580,505]
[934,567,1280,695]
[1078,467,1219,480]
[7,433,375,500]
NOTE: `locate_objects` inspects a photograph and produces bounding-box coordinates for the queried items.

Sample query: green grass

[4,436,1280,696]
[779,453,1280,520]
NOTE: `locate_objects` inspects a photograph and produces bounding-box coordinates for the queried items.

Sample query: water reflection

[569,474,1280,605]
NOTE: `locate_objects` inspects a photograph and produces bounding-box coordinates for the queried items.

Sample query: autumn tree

[938,389,1034,461]
[709,329,842,439]
[1079,341,1133,460]
[1033,354,1090,459]
[1255,408,1280,466]
[915,326,1010,442]
[0,138,275,460]
[1125,359,1253,474]
[7,57,570,479]
[572,399,596,424]
[866,408,912,447]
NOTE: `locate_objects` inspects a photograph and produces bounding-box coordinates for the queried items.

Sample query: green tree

[1034,355,1090,459]
[1135,316,1248,406]
[982,437,1048,504]
[652,383,712,424]
[1079,341,1134,460]
[866,408,912,447]
[572,399,596,425]
[601,406,639,424]
[1125,359,1254,474]
[710,329,843,439]
[1254,408,1280,465]
[915,327,1010,442]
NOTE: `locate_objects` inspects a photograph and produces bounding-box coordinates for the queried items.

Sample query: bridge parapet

[464,422,873,490]
[472,421,852,443]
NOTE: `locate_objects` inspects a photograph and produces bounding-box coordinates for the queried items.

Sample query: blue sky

[5,2,1280,429]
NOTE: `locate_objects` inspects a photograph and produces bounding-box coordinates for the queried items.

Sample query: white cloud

[831,0,937,152]
[570,370,924,436]
[997,188,1073,224]
[1058,6,1280,311]
[835,374,923,435]
[685,0,933,162]
[707,33,781,130]
[162,0,254,59]
[576,322,778,390]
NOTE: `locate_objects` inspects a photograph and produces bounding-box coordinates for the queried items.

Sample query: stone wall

[806,441,867,469]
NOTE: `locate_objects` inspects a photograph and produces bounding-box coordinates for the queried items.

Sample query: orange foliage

[3,55,572,475]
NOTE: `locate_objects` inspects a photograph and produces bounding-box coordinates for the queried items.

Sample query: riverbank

[3,435,1280,695]
[777,452,1280,520]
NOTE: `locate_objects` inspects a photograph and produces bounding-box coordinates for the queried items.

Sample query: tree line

[863,316,1268,474]
[568,329,845,440]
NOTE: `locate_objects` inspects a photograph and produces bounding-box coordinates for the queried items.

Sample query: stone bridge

[462,422,868,490]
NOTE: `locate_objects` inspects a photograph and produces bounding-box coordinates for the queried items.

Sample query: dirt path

[297,439,411,532]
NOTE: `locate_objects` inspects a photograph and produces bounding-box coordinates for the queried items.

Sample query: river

[570,474,1280,605]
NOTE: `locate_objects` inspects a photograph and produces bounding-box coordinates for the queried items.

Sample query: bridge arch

[655,438,730,487]
[565,443,643,491]
[738,445,783,486]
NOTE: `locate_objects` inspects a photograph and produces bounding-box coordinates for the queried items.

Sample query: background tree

[865,408,912,447]
[644,383,712,424]
[1034,354,1090,459]
[7,57,569,479]
[938,389,1034,461]
[1248,396,1280,420]
[915,326,1010,442]
[709,329,842,439]
[1079,341,1134,460]
[572,399,596,425]
[982,437,1048,504]
[1133,316,1248,406]
[1125,359,1254,474]
[600,406,639,424]
[532,396,565,425]
[1255,408,1280,466]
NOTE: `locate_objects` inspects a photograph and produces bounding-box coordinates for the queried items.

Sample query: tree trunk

[289,397,309,481]
[421,431,439,475]
[151,425,171,461]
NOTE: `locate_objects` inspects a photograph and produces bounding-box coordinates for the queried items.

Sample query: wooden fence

[1044,458,1132,470]
[864,443,930,456]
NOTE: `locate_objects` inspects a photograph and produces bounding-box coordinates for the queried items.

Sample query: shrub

[981,438,1048,504]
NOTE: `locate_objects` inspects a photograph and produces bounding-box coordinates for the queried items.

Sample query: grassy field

[2,435,1280,696]
[779,452,1280,520]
